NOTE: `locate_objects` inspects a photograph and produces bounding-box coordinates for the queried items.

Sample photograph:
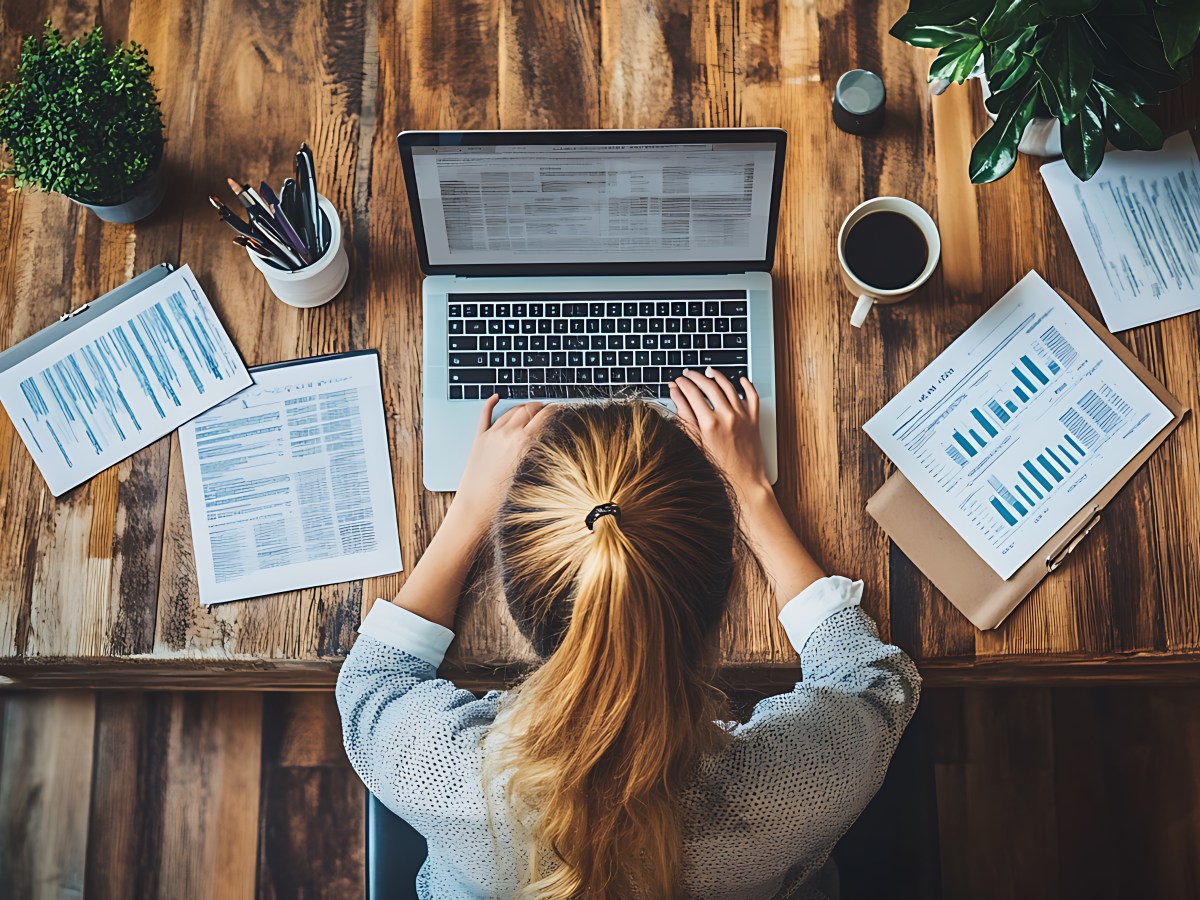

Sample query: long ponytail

[487,400,736,898]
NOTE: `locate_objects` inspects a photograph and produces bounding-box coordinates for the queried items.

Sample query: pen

[248,209,305,269]
[233,234,293,269]
[295,143,322,258]
[259,181,310,263]
[208,194,257,238]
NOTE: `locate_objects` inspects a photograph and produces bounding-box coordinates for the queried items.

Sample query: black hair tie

[585,503,621,531]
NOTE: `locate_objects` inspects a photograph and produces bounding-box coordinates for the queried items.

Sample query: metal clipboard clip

[59,302,91,322]
[1045,505,1102,572]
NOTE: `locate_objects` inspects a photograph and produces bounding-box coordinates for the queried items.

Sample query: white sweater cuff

[358,599,456,668]
[777,576,864,655]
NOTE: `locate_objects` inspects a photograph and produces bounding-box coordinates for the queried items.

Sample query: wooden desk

[1,0,1198,689]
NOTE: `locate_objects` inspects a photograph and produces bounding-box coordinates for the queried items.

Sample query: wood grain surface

[0,0,1198,687]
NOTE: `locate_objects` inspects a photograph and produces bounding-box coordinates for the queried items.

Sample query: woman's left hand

[450,395,552,540]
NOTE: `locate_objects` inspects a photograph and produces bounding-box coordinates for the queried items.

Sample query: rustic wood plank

[0,691,96,899]
[257,693,365,899]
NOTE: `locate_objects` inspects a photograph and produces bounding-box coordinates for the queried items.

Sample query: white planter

[979,74,1062,158]
[247,194,349,308]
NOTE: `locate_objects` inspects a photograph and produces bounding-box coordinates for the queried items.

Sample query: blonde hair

[486,399,736,898]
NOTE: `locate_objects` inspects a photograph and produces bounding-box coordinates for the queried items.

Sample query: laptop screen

[398,130,786,276]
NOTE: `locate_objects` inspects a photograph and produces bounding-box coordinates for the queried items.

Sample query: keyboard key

[490,353,504,366]
[623,303,638,316]
[699,350,747,365]
[627,334,642,349]
[643,335,659,349]
[524,352,550,367]
[607,303,622,317]
[679,335,692,349]
[507,352,521,367]
[513,369,529,383]
[497,336,513,350]
[513,303,526,316]
[546,303,560,317]
[510,386,529,399]
[565,303,587,317]
[449,320,464,334]
[449,336,477,350]
[683,351,701,366]
[514,336,529,350]
[565,336,588,349]
[640,367,659,382]
[639,302,654,316]
[714,317,729,332]
[668,351,682,365]
[570,320,585,333]
[707,334,723,348]
[721,300,748,316]
[488,320,503,334]
[590,303,605,317]
[480,303,494,317]
[449,368,496,383]
[586,319,599,333]
[670,301,686,316]
[496,303,510,317]
[529,384,548,398]
[688,302,703,316]
[601,319,615,333]
[666,318,681,332]
[594,368,609,384]
[568,352,584,366]
[618,319,632,333]
[551,352,567,366]
[723,333,747,348]
[529,303,543,317]
[449,353,487,367]
[522,320,536,334]
[698,318,713,333]
[661,366,682,382]
[547,368,572,383]
[602,351,617,366]
[590,336,605,349]
[528,368,546,382]
[554,320,568,334]
[633,319,648,333]
[497,370,513,384]
[649,318,664,333]
[496,385,510,398]
[660,334,676,349]
[449,304,462,317]
[462,304,477,317]
[704,301,720,316]
[656,302,670,316]
[480,336,495,350]
[682,317,697,332]
[538,320,552,334]
[618,351,633,366]
[548,336,562,350]
[531,336,546,350]
[651,351,666,365]
[608,335,624,349]
[585,352,601,366]
[576,369,593,384]
[731,317,748,332]
[450,385,463,399]
[465,385,480,399]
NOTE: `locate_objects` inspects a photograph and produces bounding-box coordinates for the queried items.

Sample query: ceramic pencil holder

[247,194,349,308]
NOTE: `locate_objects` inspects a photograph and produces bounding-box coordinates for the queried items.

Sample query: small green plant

[890,0,1200,183]
[0,23,163,204]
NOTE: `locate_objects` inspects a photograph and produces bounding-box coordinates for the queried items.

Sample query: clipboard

[0,263,175,375]
[866,289,1188,631]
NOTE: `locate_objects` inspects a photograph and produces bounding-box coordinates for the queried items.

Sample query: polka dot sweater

[337,576,921,899]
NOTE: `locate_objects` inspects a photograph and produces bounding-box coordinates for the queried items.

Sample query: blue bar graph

[1024,460,1053,491]
[1037,453,1063,482]
[1014,385,1029,402]
[987,400,1010,423]
[991,498,1018,526]
[969,428,986,449]
[1048,360,1060,374]
[1006,400,1018,412]
[1058,443,1077,465]
[1064,433,1085,456]
[953,431,977,457]
[1016,483,1034,506]
[1020,470,1043,499]
[947,445,969,466]
[1013,367,1037,394]
[971,408,998,437]
[1021,355,1050,385]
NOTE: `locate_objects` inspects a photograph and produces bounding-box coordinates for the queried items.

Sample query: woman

[338,369,920,899]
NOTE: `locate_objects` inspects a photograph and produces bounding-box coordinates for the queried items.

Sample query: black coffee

[843,211,928,290]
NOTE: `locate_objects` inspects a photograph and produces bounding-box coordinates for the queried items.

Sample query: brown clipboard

[866,289,1188,631]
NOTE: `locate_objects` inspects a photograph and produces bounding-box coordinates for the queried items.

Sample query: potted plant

[889,0,1200,183]
[0,23,165,223]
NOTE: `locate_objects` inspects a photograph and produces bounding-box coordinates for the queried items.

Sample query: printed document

[411,142,778,265]
[0,265,250,496]
[1041,132,1200,331]
[179,351,403,604]
[864,272,1173,579]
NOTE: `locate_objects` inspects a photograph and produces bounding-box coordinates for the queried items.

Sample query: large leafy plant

[0,24,163,204]
[891,0,1200,182]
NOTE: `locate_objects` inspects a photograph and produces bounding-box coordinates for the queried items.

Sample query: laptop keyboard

[445,290,749,400]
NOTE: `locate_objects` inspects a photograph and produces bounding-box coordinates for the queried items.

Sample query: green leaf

[1095,81,1165,149]
[969,84,1039,182]
[1038,0,1101,14]
[891,22,977,47]
[1061,94,1105,180]
[929,36,986,82]
[892,0,990,29]
[993,53,1036,91]
[985,24,1037,74]
[1152,2,1200,66]
[1038,19,1094,118]
[981,0,1045,43]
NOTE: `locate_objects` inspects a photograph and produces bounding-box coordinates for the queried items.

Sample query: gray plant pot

[70,158,165,223]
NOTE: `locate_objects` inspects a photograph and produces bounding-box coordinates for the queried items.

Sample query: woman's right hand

[669,368,771,507]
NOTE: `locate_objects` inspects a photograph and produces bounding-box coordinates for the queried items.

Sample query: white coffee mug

[837,197,941,328]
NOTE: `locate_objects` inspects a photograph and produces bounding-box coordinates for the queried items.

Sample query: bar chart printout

[863,272,1173,579]
[178,352,403,605]
[1040,132,1200,331]
[0,266,251,495]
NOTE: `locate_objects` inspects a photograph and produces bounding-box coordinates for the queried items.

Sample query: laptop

[397,129,787,492]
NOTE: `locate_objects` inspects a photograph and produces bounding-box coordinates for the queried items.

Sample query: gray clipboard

[0,263,176,375]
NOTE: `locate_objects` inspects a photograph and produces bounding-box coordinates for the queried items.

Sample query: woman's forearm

[738,482,826,611]
[388,499,487,629]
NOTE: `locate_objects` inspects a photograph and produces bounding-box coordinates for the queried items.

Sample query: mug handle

[850,294,874,328]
